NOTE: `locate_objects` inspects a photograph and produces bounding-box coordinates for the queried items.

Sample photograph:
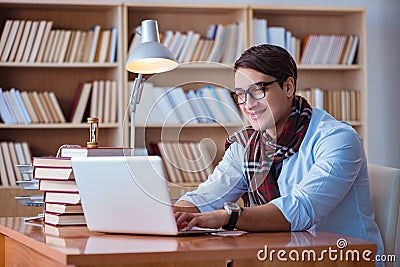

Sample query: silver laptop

[71,156,219,236]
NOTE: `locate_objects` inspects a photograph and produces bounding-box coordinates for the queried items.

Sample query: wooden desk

[0,217,376,267]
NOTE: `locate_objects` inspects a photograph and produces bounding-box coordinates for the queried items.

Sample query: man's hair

[234,44,297,92]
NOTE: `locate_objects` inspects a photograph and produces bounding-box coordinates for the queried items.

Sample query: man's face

[234,68,294,134]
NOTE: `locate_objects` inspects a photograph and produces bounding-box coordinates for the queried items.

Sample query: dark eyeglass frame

[231,80,279,104]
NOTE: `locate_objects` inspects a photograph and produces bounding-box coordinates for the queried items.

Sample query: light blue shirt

[180,108,384,258]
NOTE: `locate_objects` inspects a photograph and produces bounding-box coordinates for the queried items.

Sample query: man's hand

[175,209,229,230]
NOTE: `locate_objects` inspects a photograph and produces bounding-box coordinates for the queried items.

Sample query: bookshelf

[0,2,367,212]
[249,5,367,144]
[0,1,125,158]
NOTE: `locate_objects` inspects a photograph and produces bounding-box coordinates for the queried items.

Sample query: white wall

[139,0,400,168]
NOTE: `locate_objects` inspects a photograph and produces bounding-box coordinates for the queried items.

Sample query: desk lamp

[125,19,178,149]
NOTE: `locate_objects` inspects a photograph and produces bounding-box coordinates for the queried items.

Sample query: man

[174,44,383,256]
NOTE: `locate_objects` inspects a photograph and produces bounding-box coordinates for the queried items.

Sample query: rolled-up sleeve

[270,127,364,231]
[179,142,248,212]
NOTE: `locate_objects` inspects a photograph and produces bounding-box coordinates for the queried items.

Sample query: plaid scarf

[225,96,312,206]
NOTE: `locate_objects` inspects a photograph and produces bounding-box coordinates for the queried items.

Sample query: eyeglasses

[231,80,279,104]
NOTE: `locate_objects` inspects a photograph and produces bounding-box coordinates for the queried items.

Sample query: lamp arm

[129,73,144,149]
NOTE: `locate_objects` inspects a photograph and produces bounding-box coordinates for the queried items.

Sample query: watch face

[224,202,240,212]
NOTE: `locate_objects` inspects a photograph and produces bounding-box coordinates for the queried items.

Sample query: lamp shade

[125,20,178,74]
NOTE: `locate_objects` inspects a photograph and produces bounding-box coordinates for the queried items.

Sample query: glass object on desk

[87,117,99,148]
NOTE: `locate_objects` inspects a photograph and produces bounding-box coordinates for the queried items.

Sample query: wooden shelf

[0,3,367,198]
[0,62,119,68]
[0,123,119,129]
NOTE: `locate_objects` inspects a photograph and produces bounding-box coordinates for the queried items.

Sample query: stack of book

[297,88,360,121]
[33,147,134,226]
[32,156,86,226]
[133,82,244,126]
[128,22,245,65]
[252,18,301,63]
[300,34,359,65]
[0,19,118,63]
[0,87,65,125]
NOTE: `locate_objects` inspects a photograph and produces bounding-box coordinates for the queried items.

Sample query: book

[108,27,118,63]
[47,29,61,62]
[222,23,238,64]
[44,212,86,226]
[156,142,183,183]
[52,30,66,62]
[197,86,227,123]
[183,33,201,62]
[28,91,44,123]
[42,29,56,62]
[87,25,101,63]
[97,29,110,63]
[177,30,194,63]
[19,91,39,123]
[48,91,66,123]
[0,20,13,59]
[66,30,80,62]
[11,88,32,124]
[45,203,83,214]
[151,87,181,124]
[97,80,104,122]
[36,20,53,62]
[81,29,93,62]
[38,92,54,122]
[214,87,243,123]
[8,20,25,62]
[42,91,59,122]
[57,30,72,63]
[34,166,74,180]
[267,26,286,49]
[33,156,72,167]
[1,141,17,186]
[186,90,213,123]
[191,38,205,62]
[131,81,157,125]
[89,79,98,118]
[59,147,134,158]
[252,18,268,46]
[1,20,20,62]
[14,20,32,62]
[21,21,39,62]
[346,34,359,65]
[103,80,111,123]
[2,90,19,123]
[44,191,80,205]
[166,87,199,124]
[74,30,87,62]
[28,20,47,62]
[190,142,214,177]
[4,90,24,123]
[39,179,78,192]
[69,82,92,123]
[8,141,23,181]
[0,89,14,124]
[109,80,117,123]
[14,141,33,180]
[0,144,10,186]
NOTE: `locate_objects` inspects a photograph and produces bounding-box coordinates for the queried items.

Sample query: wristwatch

[222,202,242,230]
